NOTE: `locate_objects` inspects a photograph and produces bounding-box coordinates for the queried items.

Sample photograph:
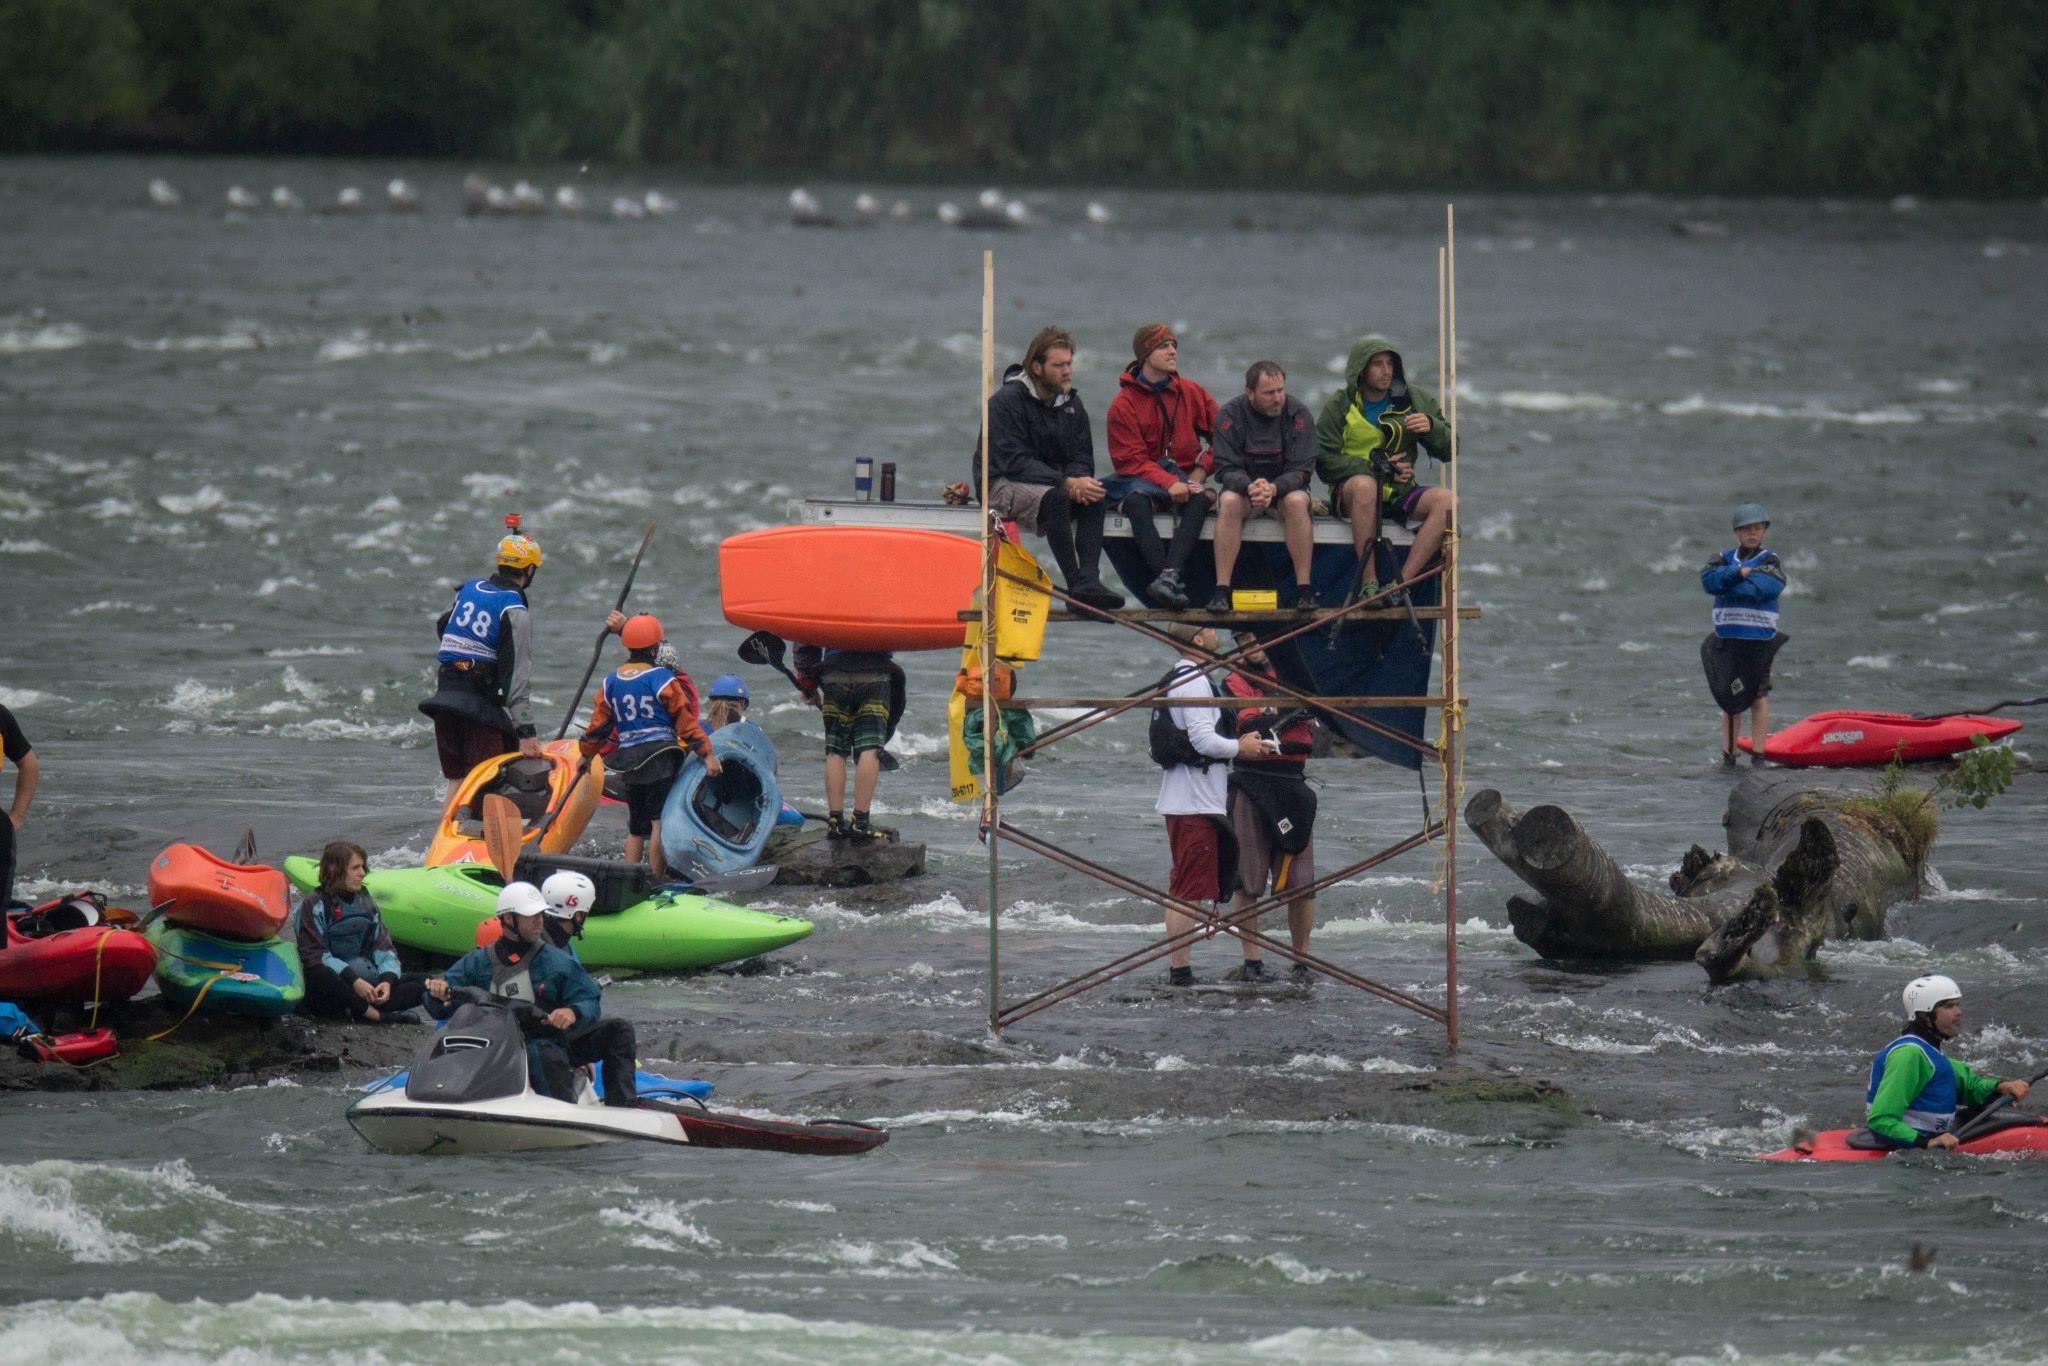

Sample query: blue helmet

[706,673,749,703]
[1732,502,1770,529]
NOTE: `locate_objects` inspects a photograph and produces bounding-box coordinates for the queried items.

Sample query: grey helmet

[1732,502,1770,530]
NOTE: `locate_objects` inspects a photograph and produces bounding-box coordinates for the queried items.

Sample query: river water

[2,158,2045,1365]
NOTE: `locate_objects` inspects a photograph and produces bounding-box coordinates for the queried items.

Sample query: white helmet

[1902,974,1961,1017]
[495,881,548,919]
[540,870,596,921]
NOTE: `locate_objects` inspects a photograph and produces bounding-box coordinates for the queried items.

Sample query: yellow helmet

[496,533,544,572]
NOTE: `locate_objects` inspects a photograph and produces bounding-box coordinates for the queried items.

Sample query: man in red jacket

[1105,324,1219,609]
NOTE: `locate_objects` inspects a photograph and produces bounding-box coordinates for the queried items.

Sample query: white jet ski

[347,991,887,1157]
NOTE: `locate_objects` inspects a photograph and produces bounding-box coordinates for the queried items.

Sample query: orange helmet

[620,614,663,650]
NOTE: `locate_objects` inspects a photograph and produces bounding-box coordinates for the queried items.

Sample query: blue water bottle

[854,456,874,501]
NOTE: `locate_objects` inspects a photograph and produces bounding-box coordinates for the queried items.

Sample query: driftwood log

[1465,772,1924,982]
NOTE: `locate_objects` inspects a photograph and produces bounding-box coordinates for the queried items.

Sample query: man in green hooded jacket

[1314,338,1454,595]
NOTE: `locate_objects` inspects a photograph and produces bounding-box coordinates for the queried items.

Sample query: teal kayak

[281,857,812,971]
[147,922,305,1018]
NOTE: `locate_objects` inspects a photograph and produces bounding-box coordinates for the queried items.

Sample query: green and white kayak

[280,857,813,972]
[147,922,306,1018]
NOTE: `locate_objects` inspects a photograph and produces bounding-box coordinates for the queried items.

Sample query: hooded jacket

[1212,392,1316,497]
[974,362,1097,490]
[1106,365,1217,494]
[1313,338,1452,492]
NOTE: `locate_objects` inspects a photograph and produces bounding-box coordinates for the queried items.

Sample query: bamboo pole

[980,250,1001,1033]
[1442,207,1461,1051]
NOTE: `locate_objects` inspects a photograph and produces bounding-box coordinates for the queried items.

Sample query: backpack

[1147,664,1236,770]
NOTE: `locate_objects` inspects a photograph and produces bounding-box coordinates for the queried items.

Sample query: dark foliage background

[5,0,2044,193]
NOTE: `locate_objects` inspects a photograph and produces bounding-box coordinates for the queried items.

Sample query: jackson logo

[1821,729,1865,745]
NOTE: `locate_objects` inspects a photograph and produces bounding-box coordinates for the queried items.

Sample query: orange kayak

[425,739,603,867]
[719,525,980,651]
[148,844,290,941]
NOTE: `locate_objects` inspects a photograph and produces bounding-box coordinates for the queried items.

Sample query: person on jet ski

[1867,974,2031,1149]
[536,870,639,1109]
[423,882,601,1104]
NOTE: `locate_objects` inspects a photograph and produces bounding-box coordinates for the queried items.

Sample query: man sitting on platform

[1105,323,1218,610]
[1314,338,1454,598]
[974,326,1125,612]
[1210,360,1318,612]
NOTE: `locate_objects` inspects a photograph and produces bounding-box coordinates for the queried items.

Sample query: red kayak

[1760,1115,2048,1161]
[148,843,289,940]
[642,1098,890,1155]
[1738,710,2022,766]
[0,912,157,1004]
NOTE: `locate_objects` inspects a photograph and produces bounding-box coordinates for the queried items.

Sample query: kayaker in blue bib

[419,528,546,799]
[1699,502,1789,767]
[579,614,719,881]
[1866,974,2030,1149]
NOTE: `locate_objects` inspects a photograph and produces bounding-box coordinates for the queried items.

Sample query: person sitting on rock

[1867,974,2030,1149]
[293,840,426,1023]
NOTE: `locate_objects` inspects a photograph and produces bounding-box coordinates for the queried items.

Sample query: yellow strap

[146,972,228,1042]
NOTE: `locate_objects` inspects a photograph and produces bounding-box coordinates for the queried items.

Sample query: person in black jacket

[973,326,1125,611]
[0,703,37,910]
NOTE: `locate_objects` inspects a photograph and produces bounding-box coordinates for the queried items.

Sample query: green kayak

[147,922,305,1018]
[280,856,813,972]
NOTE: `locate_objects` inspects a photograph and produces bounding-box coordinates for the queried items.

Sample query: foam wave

[1660,394,1922,425]
[0,1160,229,1265]
[0,687,47,708]
[0,322,86,353]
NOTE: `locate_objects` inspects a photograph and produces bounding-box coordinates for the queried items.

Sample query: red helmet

[620,614,663,650]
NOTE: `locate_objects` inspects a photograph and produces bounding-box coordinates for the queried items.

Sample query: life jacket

[436,578,526,666]
[1866,1034,1959,1135]
[1707,548,1784,640]
[489,941,541,1004]
[601,662,682,750]
[1148,663,1236,771]
[306,892,383,968]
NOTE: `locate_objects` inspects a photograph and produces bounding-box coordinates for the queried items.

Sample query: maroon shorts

[1165,814,1236,903]
[434,715,515,781]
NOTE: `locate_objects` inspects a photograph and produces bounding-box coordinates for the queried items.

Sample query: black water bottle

[879,462,897,502]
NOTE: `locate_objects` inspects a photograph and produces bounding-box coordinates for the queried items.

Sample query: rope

[1913,696,2046,721]
[146,972,230,1042]
[143,945,269,1042]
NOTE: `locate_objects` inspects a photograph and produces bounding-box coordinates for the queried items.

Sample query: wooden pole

[1442,207,1461,1051]
[980,250,1001,1033]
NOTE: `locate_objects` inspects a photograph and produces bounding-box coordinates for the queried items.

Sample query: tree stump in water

[1465,771,1925,981]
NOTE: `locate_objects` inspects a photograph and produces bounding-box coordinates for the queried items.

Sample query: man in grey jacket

[1209,360,1318,611]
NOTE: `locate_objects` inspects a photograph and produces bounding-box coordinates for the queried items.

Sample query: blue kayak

[660,720,781,879]
[147,922,305,1018]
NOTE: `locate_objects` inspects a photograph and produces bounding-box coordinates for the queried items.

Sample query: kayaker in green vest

[1313,338,1455,599]
[1867,974,2030,1149]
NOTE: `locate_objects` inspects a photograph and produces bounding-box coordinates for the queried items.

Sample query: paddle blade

[481,794,523,879]
[736,630,783,667]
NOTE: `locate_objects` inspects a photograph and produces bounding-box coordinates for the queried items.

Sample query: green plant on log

[1833,751,1937,875]
[1932,734,2016,810]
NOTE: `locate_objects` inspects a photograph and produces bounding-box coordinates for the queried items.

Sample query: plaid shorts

[821,678,892,757]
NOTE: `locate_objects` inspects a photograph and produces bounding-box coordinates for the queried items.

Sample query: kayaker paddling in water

[1867,975,2030,1150]
[424,882,603,1104]
[535,870,639,1109]
[1314,338,1455,601]
[1699,503,1788,766]
[294,840,427,1023]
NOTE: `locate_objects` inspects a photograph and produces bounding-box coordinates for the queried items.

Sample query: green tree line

[5,0,2044,194]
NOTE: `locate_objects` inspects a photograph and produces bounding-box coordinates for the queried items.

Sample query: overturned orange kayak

[425,739,603,867]
[148,844,289,941]
[719,525,980,651]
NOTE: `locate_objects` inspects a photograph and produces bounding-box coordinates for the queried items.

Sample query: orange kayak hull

[719,525,980,651]
[425,739,604,868]
[147,844,290,941]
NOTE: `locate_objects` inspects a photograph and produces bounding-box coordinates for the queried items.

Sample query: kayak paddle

[737,630,804,691]
[531,755,592,843]
[555,523,658,741]
[481,794,523,881]
[1948,1063,2048,1145]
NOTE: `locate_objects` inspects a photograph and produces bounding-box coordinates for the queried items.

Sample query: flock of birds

[142,176,1116,230]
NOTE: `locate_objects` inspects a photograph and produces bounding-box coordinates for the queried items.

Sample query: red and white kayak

[1760,1116,2048,1161]
[1738,710,2022,766]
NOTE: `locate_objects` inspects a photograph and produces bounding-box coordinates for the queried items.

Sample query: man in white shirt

[1155,623,1279,986]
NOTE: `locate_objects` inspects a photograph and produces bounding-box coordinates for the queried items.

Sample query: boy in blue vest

[1867,974,2030,1149]
[1699,502,1788,766]
[578,614,719,881]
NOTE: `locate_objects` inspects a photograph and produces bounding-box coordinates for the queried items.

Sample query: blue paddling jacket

[428,938,601,1027]
[1700,548,1786,640]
